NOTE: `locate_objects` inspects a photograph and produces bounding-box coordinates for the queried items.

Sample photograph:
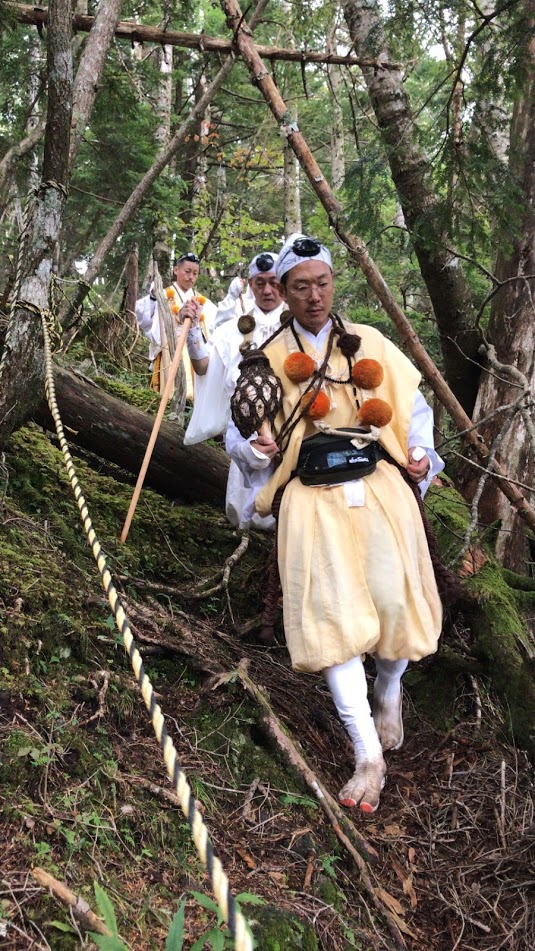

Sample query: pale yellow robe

[255,321,442,673]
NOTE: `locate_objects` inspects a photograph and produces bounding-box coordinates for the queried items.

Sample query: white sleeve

[214,287,256,330]
[183,346,231,445]
[213,293,239,330]
[408,390,445,496]
[225,418,274,500]
[135,294,156,335]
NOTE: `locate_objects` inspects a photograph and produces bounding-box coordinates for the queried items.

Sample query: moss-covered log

[33,364,229,506]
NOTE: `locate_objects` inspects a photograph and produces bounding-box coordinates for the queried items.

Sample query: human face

[280,260,334,333]
[174,261,199,292]
[249,274,283,314]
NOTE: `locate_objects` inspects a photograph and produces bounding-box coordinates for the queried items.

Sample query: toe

[339,758,387,812]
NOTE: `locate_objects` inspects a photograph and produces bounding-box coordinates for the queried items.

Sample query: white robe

[184,300,286,529]
[135,285,216,400]
[135,286,216,361]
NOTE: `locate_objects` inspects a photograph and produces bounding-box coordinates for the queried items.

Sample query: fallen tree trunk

[32,366,229,506]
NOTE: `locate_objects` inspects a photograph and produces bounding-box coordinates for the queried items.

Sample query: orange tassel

[284,352,315,383]
[301,390,331,419]
[352,358,384,389]
[165,287,175,299]
[172,304,180,315]
[358,398,392,428]
[195,295,207,305]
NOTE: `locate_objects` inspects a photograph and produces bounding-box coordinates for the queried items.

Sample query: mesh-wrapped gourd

[231,349,283,439]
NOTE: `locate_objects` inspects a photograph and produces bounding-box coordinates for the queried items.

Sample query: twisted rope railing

[40,312,254,951]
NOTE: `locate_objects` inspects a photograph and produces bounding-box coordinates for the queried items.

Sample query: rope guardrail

[40,312,254,951]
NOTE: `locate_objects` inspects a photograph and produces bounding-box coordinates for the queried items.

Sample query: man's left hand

[407,447,431,484]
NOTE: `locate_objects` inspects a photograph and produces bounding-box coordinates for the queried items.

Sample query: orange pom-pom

[165,287,175,299]
[284,352,315,383]
[172,304,180,315]
[196,295,207,305]
[352,359,384,389]
[301,390,331,419]
[358,398,392,428]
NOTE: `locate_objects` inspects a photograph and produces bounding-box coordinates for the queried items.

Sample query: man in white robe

[135,252,216,399]
[225,234,446,813]
[184,252,286,529]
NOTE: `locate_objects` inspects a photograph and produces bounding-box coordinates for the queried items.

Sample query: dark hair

[174,252,200,266]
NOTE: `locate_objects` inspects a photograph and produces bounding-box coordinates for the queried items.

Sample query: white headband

[248,252,279,279]
[276,234,332,281]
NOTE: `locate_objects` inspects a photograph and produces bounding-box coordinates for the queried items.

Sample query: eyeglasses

[254,253,275,272]
[176,252,200,265]
[288,278,332,299]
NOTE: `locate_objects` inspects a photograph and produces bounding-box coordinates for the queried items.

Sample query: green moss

[463,563,535,754]
[252,905,319,950]
[425,482,471,561]
[93,373,158,413]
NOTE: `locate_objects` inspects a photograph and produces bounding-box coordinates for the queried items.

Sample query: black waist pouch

[296,430,380,485]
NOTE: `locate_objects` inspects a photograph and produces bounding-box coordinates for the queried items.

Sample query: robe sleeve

[183,345,230,445]
[408,391,445,496]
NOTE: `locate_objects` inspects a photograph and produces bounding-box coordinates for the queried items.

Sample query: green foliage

[90,882,126,950]
[165,900,187,950]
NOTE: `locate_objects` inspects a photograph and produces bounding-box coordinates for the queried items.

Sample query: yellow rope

[41,313,254,951]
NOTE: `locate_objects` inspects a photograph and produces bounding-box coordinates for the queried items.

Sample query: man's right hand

[228,276,245,299]
[178,298,202,326]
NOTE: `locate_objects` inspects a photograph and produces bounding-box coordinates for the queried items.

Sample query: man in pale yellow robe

[226,235,444,813]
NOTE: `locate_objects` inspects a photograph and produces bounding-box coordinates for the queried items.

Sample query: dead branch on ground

[32,868,110,936]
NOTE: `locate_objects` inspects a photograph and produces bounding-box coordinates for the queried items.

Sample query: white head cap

[248,251,279,279]
[275,234,332,281]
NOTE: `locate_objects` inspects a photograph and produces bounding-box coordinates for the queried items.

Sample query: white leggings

[324,655,408,762]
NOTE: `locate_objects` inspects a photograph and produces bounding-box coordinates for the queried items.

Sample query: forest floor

[1,393,534,950]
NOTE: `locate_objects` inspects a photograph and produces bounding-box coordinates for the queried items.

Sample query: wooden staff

[120,317,191,543]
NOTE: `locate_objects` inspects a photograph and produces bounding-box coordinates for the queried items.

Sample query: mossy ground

[0,423,357,949]
[2,421,534,950]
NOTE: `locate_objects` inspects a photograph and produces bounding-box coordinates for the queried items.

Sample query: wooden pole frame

[8,3,401,68]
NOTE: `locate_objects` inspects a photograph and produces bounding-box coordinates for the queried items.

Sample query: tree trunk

[124,245,138,330]
[468,33,535,574]
[33,366,229,505]
[327,21,345,191]
[280,5,302,236]
[0,0,73,448]
[283,137,302,235]
[62,54,235,327]
[152,42,174,277]
[69,0,124,171]
[343,0,482,415]
[10,3,398,67]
